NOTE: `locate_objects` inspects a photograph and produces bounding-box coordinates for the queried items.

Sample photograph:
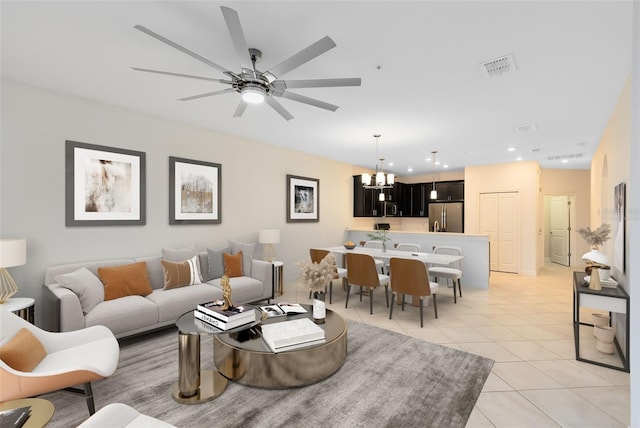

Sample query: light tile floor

[278,262,630,427]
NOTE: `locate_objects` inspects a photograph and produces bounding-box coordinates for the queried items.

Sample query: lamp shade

[259,229,280,244]
[0,239,27,268]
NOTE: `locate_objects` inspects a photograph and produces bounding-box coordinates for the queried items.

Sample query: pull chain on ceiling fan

[132,6,361,121]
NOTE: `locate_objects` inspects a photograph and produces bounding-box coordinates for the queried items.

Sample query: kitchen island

[345,228,490,290]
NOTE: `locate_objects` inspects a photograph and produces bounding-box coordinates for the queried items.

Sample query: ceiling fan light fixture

[241,84,265,104]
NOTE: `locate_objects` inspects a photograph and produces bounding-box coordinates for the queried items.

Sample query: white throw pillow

[55,267,104,314]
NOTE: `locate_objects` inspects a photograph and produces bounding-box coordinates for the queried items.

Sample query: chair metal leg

[458,279,462,297]
[369,288,373,314]
[385,285,389,307]
[453,281,457,304]
[329,281,333,304]
[432,294,438,319]
[419,297,424,328]
[389,293,396,319]
[360,286,363,301]
[345,284,351,308]
[84,382,95,415]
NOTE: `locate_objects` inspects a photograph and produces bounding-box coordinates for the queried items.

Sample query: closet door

[479,192,519,273]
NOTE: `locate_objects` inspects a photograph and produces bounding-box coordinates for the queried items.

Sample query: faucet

[433,221,440,232]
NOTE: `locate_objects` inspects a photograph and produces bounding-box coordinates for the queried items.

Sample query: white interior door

[479,192,519,273]
[549,195,570,266]
[479,193,499,271]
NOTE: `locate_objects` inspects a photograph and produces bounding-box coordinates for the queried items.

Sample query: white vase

[312,291,326,324]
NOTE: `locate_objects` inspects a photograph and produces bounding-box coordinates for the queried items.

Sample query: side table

[1,297,35,324]
[0,398,55,427]
[272,261,284,297]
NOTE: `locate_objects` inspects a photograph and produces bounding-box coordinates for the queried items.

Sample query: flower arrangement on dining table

[296,254,337,293]
[367,230,391,252]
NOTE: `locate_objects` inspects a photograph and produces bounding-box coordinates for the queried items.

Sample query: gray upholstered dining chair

[362,241,387,273]
[428,246,463,303]
[389,257,438,327]
[396,243,421,252]
[345,253,389,314]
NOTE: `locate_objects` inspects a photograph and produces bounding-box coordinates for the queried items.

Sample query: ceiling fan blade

[277,91,339,112]
[134,25,229,74]
[267,36,336,78]
[233,100,248,118]
[276,78,362,89]
[265,97,294,121]
[220,6,252,72]
[131,67,230,83]
[178,88,236,101]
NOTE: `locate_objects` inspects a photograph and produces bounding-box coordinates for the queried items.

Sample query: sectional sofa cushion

[208,276,265,304]
[0,327,47,372]
[146,284,221,323]
[84,296,158,333]
[228,240,255,276]
[160,256,201,290]
[98,262,153,301]
[162,246,204,282]
[54,267,104,314]
[223,252,243,277]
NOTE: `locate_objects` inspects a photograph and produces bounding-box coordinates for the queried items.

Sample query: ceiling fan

[132,6,361,121]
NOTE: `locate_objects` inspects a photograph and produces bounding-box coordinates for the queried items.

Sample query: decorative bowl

[344,243,356,250]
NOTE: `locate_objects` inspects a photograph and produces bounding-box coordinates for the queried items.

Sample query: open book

[260,302,307,318]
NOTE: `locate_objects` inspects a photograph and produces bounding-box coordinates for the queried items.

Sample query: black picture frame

[169,156,221,225]
[65,140,146,226]
[286,174,319,223]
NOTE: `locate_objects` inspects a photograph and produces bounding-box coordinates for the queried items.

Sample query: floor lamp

[0,239,27,303]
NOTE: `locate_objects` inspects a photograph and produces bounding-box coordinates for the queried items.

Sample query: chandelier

[362,134,394,201]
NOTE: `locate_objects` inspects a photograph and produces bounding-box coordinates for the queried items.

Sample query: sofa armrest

[42,284,85,332]
[250,259,274,300]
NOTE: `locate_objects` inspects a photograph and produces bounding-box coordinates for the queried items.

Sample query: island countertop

[344,228,490,289]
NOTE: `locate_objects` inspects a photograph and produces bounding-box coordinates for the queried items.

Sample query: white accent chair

[0,308,119,415]
[362,241,387,273]
[428,246,463,303]
[78,403,176,427]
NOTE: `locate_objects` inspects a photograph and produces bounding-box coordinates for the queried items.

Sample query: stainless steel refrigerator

[428,202,464,233]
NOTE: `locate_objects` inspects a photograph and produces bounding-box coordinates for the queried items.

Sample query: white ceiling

[1,1,633,176]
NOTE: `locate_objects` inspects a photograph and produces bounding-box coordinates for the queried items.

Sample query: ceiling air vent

[547,153,585,161]
[480,54,517,78]
[516,123,537,133]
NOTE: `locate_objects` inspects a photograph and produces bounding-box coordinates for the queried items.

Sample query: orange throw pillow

[98,261,153,301]
[223,251,243,277]
[0,328,47,372]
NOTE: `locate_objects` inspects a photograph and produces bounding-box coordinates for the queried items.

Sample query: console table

[573,271,630,372]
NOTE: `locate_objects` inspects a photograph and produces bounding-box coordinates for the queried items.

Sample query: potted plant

[367,230,391,252]
[578,224,611,289]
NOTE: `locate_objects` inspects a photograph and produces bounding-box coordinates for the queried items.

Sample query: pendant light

[362,134,394,190]
[430,151,438,200]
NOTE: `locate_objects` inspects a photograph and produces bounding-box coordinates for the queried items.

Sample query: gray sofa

[42,247,274,338]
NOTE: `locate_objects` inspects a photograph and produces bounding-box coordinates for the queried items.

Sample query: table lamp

[0,238,27,303]
[259,229,280,262]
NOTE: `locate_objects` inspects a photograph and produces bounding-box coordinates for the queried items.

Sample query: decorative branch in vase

[367,230,391,252]
[577,224,611,290]
[296,254,337,323]
[577,224,611,249]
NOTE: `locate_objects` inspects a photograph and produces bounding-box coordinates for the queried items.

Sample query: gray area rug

[42,321,493,427]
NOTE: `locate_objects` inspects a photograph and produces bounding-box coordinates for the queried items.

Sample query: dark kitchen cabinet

[434,180,464,202]
[400,183,427,217]
[353,176,401,217]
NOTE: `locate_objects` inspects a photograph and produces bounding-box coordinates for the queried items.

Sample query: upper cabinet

[434,180,464,202]
[353,177,464,217]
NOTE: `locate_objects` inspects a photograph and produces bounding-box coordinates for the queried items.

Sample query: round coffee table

[170,308,260,404]
[214,305,347,388]
[0,398,54,427]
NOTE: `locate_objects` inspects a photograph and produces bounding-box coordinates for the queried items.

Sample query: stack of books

[195,301,256,330]
[261,318,326,353]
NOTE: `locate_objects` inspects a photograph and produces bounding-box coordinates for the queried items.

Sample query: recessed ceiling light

[443,165,449,169]
[425,157,432,162]
[388,162,394,166]
[407,167,413,172]
[435,161,441,166]
[508,147,516,152]
[516,157,523,161]
[561,159,568,164]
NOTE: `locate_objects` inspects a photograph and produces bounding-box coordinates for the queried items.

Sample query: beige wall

[464,161,540,275]
[590,76,631,286]
[540,169,591,267]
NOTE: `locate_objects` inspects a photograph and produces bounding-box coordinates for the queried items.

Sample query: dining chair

[428,246,463,303]
[309,249,347,304]
[0,308,120,415]
[389,258,438,327]
[396,243,421,252]
[362,241,387,273]
[345,253,389,314]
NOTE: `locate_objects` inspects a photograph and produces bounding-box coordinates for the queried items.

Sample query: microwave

[383,201,398,217]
